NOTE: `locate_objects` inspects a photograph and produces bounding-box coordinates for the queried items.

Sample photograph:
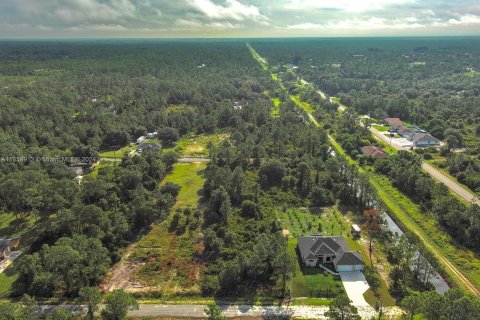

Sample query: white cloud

[175,18,243,30]
[284,0,416,13]
[51,0,137,23]
[285,17,426,31]
[445,14,480,25]
[186,0,269,24]
[68,24,129,32]
[284,14,480,32]
[286,22,324,30]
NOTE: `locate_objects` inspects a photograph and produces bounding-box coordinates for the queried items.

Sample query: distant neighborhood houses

[384,117,440,147]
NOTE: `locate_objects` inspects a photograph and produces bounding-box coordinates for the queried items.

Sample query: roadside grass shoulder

[372,125,389,132]
[291,95,314,114]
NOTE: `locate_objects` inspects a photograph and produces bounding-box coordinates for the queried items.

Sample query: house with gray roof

[397,126,415,138]
[297,236,364,272]
[410,133,441,147]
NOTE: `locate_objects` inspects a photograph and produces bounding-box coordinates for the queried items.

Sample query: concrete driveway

[339,271,371,307]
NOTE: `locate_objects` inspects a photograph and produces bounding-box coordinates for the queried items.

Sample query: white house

[297,236,364,272]
[411,133,441,147]
[147,132,158,139]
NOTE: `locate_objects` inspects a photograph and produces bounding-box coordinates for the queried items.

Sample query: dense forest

[252,37,480,194]
[0,41,273,298]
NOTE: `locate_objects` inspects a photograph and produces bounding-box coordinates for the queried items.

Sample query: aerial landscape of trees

[0,38,479,319]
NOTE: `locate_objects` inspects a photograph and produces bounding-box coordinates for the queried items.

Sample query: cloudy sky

[0,0,479,38]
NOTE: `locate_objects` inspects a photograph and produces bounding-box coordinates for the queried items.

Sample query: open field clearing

[104,162,207,296]
[161,163,207,207]
[163,133,229,157]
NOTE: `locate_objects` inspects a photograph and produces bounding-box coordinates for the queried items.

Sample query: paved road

[38,304,378,319]
[422,162,480,205]
[370,126,480,205]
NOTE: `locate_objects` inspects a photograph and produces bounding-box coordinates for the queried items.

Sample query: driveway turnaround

[339,271,371,307]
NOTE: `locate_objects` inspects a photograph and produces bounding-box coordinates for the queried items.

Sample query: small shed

[351,224,361,236]
[282,229,290,238]
[0,238,20,260]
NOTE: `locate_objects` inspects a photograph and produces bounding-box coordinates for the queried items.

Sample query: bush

[161,182,181,198]
[241,200,258,218]
[157,127,179,146]
[201,275,219,296]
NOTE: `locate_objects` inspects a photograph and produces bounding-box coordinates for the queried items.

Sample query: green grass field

[372,125,389,132]
[0,268,17,298]
[465,71,477,78]
[161,163,207,208]
[0,213,38,247]
[162,133,228,157]
[99,144,137,159]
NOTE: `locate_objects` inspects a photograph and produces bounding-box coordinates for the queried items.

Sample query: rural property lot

[103,162,207,295]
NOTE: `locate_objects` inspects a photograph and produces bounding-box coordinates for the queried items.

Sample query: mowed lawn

[161,162,207,207]
[128,162,207,295]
